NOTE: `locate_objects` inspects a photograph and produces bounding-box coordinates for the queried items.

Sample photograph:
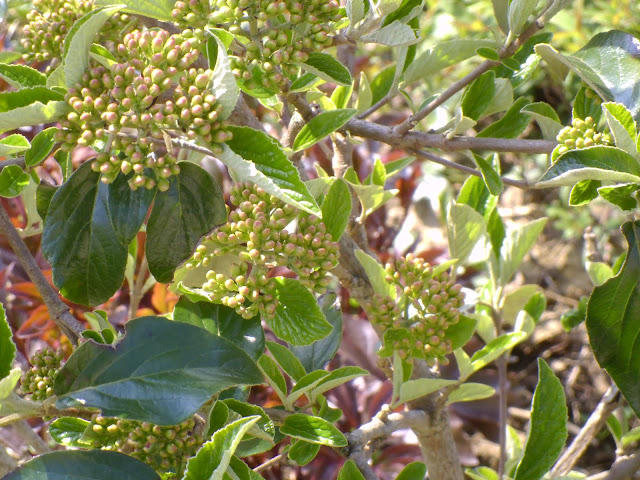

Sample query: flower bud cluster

[55,28,231,189]
[184,182,339,319]
[363,255,465,363]
[21,0,134,72]
[85,414,203,474]
[172,0,341,90]
[20,347,64,401]
[555,116,613,157]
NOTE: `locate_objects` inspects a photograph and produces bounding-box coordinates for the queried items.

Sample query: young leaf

[288,370,331,405]
[310,366,369,398]
[266,340,307,382]
[0,134,30,157]
[173,298,265,361]
[258,354,288,404]
[95,0,174,21]
[355,250,397,299]
[521,102,563,141]
[397,462,427,480]
[25,127,57,167]
[221,126,320,215]
[290,72,322,92]
[477,97,531,139]
[269,278,332,346]
[398,378,459,405]
[62,5,125,88]
[0,368,21,400]
[369,66,395,105]
[0,165,30,198]
[280,413,347,447]
[356,72,373,114]
[361,20,418,47]
[462,72,496,121]
[184,416,261,480]
[337,460,365,480]
[208,33,239,120]
[500,218,547,284]
[3,450,160,480]
[507,0,539,37]
[291,293,343,373]
[598,183,640,211]
[0,88,67,133]
[147,162,226,283]
[288,440,321,466]
[447,203,486,264]
[0,64,46,89]
[470,332,527,373]
[331,84,354,110]
[587,221,640,418]
[569,179,601,206]
[321,178,352,240]
[42,164,154,305]
[603,102,638,156]
[446,315,477,350]
[293,109,358,151]
[49,417,91,447]
[337,460,366,480]
[227,456,264,480]
[514,358,567,480]
[447,383,496,404]
[0,301,16,380]
[473,154,504,195]
[298,52,352,86]
[54,316,263,424]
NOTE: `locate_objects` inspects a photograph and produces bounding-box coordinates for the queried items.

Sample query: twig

[550,385,620,476]
[0,203,84,344]
[394,19,547,135]
[357,94,393,119]
[413,150,530,189]
[253,453,286,473]
[349,449,379,480]
[128,255,149,319]
[587,451,640,480]
[0,157,26,169]
[13,420,51,455]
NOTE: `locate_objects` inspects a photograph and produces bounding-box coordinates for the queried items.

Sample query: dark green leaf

[4,450,160,480]
[294,109,358,152]
[146,162,226,283]
[538,146,640,188]
[184,416,261,480]
[290,72,321,92]
[446,315,477,350]
[321,178,351,240]
[25,127,57,167]
[370,66,396,105]
[514,359,567,480]
[36,181,57,223]
[0,165,30,198]
[487,205,506,260]
[587,221,640,417]
[223,126,320,215]
[0,301,15,380]
[266,341,306,382]
[311,366,369,397]
[477,47,500,61]
[227,456,264,480]
[524,292,546,322]
[337,460,366,480]
[477,97,530,138]
[598,183,640,211]
[269,278,332,346]
[462,72,496,120]
[473,153,504,195]
[54,316,263,424]
[569,180,601,206]
[288,440,321,466]
[55,149,73,181]
[42,164,152,305]
[49,417,90,447]
[397,462,427,480]
[0,87,64,112]
[258,354,288,403]
[298,52,352,86]
[173,298,265,361]
[0,64,46,88]
[281,413,347,446]
[457,175,491,215]
[561,296,588,331]
[291,293,343,373]
[207,400,230,436]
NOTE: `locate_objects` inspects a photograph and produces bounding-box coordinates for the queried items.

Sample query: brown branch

[587,452,640,480]
[0,203,84,344]
[0,157,26,169]
[394,18,547,135]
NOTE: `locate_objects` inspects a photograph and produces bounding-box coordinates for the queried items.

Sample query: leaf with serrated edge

[54,316,262,424]
[288,370,330,405]
[0,64,46,89]
[184,416,260,480]
[220,127,320,215]
[0,100,68,134]
[361,20,418,47]
[280,413,347,446]
[514,359,567,480]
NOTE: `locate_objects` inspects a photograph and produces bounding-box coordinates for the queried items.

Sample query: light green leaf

[269,278,331,346]
[298,52,352,86]
[49,417,91,447]
[321,178,351,240]
[500,218,547,284]
[454,349,473,382]
[209,34,239,120]
[514,359,567,480]
[184,416,261,480]
[586,261,614,286]
[398,378,459,405]
[281,413,347,447]
[0,134,30,157]
[603,102,637,156]
[355,250,397,299]
[0,64,46,89]
[470,332,527,373]
[598,183,640,211]
[349,183,398,218]
[221,126,320,215]
[501,285,541,325]
[337,460,366,480]
[25,127,57,167]
[311,366,369,398]
[569,180,601,206]
[447,203,486,264]
[477,97,531,139]
[462,71,496,121]
[331,84,353,110]
[0,368,21,400]
[356,72,372,114]
[346,0,365,26]
[447,383,495,404]
[266,341,306,382]
[294,109,358,151]
[63,5,125,88]
[397,462,427,480]
[0,95,68,134]
[521,102,563,141]
[361,20,418,47]
[474,154,504,195]
[287,370,331,405]
[95,0,173,21]
[0,301,16,380]
[258,354,288,404]
[0,165,30,198]
[508,0,539,37]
